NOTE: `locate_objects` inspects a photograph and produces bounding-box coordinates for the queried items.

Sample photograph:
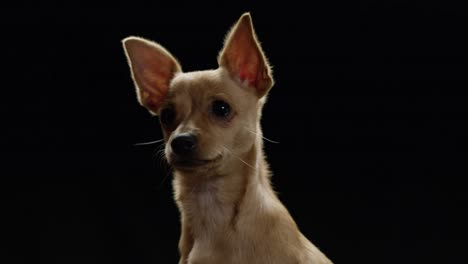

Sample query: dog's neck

[173,133,275,238]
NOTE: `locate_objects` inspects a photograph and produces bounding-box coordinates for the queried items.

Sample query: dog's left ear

[122,37,181,114]
[218,13,274,98]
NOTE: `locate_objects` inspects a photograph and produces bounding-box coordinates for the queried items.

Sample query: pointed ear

[218,13,274,98]
[122,36,181,114]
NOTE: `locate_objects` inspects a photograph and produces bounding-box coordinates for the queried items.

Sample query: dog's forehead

[167,69,251,107]
[170,70,221,93]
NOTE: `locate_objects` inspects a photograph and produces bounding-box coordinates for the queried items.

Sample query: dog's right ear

[218,13,273,98]
[122,37,181,114]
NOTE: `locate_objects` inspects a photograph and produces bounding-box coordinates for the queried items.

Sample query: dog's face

[158,69,259,171]
[123,13,273,173]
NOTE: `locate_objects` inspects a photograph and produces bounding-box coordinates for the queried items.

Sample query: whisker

[157,167,172,190]
[222,146,257,170]
[133,138,165,146]
[236,156,257,170]
[244,127,280,144]
[152,144,172,190]
[153,146,167,169]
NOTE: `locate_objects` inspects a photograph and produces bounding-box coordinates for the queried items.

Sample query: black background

[1,1,467,263]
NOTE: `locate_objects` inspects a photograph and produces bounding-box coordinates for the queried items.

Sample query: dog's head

[123,13,273,173]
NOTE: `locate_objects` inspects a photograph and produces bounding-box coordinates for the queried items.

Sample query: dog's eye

[212,100,231,119]
[160,107,176,126]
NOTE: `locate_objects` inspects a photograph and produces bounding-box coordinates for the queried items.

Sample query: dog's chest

[185,183,231,231]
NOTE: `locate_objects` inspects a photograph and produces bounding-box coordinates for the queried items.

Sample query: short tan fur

[122,12,332,264]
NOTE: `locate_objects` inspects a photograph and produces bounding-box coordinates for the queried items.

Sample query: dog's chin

[170,154,223,172]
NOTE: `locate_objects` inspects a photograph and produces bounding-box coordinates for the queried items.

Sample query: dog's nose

[171,133,197,157]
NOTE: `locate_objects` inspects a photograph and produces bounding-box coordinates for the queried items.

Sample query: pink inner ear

[239,64,258,88]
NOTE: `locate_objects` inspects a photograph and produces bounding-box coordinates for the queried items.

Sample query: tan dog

[122,13,332,264]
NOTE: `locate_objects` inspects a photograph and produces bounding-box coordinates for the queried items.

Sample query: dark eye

[212,100,231,119]
[160,107,175,126]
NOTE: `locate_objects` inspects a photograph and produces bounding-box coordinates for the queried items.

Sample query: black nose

[171,133,197,157]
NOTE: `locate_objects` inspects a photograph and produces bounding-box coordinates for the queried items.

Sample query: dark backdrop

[1,2,467,263]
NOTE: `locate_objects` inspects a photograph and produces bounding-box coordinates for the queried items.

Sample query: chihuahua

[122,13,332,264]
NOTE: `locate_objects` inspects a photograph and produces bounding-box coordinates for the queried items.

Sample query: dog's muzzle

[169,133,223,169]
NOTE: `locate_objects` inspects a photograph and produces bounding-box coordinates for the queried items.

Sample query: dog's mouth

[170,154,223,170]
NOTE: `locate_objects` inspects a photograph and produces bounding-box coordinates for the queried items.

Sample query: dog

[122,12,332,264]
